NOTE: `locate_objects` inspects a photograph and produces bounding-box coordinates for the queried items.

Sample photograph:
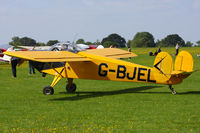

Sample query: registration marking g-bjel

[98,63,156,83]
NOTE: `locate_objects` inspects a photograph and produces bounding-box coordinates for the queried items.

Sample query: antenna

[72,33,78,52]
[72,33,78,44]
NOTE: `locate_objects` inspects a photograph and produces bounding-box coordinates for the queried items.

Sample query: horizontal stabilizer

[171,70,194,75]
[172,69,198,76]
[169,70,198,80]
[4,51,90,62]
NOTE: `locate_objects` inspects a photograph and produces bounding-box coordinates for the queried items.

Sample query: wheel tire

[66,83,76,93]
[43,86,54,95]
[172,89,176,95]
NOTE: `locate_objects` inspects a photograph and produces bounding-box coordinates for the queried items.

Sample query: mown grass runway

[0,47,200,132]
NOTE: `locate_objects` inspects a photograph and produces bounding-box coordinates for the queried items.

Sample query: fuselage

[63,51,163,84]
[42,51,184,85]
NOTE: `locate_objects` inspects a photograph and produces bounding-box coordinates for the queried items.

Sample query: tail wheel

[169,85,176,95]
[43,86,54,95]
[171,89,177,95]
[66,83,76,93]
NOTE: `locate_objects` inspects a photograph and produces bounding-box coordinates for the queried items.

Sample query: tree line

[9,32,200,48]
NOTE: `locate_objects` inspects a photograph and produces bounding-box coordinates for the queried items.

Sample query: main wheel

[66,83,76,93]
[43,86,54,95]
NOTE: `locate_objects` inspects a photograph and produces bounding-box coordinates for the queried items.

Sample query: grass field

[0,47,200,132]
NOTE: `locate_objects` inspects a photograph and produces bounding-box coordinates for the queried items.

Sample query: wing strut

[43,66,66,95]
[49,64,66,87]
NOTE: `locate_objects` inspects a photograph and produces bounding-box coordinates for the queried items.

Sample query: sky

[0,0,200,44]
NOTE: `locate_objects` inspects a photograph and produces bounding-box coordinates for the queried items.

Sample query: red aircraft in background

[0,47,28,62]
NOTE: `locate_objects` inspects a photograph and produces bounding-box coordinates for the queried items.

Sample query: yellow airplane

[4,48,194,95]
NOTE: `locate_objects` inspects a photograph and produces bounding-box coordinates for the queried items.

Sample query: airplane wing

[3,51,90,62]
[84,48,137,59]
[4,48,136,63]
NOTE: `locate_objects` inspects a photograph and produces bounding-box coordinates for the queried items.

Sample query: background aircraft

[20,42,104,51]
[0,48,7,62]
[0,41,102,62]
[0,46,28,62]
[49,42,104,51]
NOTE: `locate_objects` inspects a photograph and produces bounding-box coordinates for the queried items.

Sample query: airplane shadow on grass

[51,86,200,101]
[178,91,200,95]
[51,85,168,101]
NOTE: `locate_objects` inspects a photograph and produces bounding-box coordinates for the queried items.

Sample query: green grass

[0,47,200,132]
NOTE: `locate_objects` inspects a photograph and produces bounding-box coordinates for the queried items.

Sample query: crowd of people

[149,44,180,56]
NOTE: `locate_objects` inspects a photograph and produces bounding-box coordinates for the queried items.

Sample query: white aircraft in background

[19,46,51,51]
[49,42,104,52]
[0,42,104,62]
[0,46,29,62]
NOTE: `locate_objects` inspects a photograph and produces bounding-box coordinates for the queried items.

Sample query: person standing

[8,47,24,77]
[8,47,18,78]
[158,46,161,53]
[10,56,20,78]
[28,61,35,75]
[175,43,179,56]
[128,47,132,59]
[28,47,36,75]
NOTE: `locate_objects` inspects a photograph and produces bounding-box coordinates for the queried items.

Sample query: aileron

[84,48,137,58]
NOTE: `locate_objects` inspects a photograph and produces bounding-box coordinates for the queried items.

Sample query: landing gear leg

[43,75,62,95]
[42,65,66,95]
[169,85,176,95]
[66,78,76,93]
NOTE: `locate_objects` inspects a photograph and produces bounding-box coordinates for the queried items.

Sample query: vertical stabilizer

[175,51,193,72]
[153,52,173,83]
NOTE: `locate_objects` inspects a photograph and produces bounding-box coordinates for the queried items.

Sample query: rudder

[153,52,173,82]
[175,51,193,72]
